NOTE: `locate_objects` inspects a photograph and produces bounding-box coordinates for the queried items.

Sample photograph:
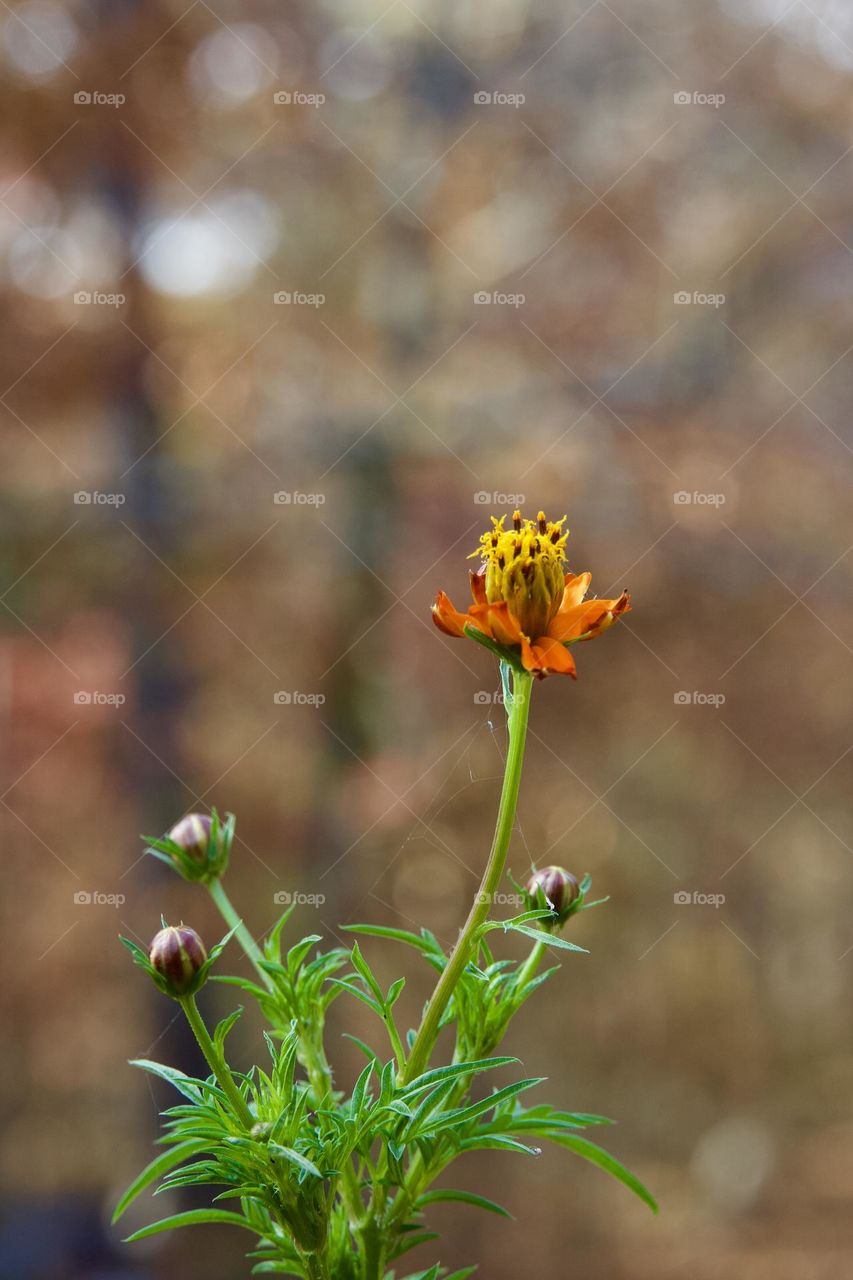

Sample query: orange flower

[431,510,630,678]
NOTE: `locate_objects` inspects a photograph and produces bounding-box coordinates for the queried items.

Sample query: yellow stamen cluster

[470,510,569,638]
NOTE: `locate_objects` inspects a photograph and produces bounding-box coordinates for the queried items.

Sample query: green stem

[514,938,546,992]
[402,666,534,1085]
[179,993,254,1128]
[208,878,274,993]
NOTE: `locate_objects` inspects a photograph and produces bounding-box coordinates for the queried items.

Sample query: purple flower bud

[149,925,207,997]
[527,865,579,919]
[168,814,212,863]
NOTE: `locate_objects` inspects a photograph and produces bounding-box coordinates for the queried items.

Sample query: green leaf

[416,1079,545,1136]
[402,1056,519,1098]
[342,924,441,956]
[268,1144,323,1180]
[112,1139,209,1223]
[389,1232,440,1261]
[328,978,384,1017]
[213,1007,243,1055]
[124,1208,259,1242]
[547,1134,658,1212]
[342,1033,379,1064]
[498,922,588,952]
[458,1134,541,1156]
[350,942,385,1003]
[129,1059,203,1102]
[417,1188,512,1218]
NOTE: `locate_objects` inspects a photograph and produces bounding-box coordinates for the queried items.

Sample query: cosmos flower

[431,509,630,678]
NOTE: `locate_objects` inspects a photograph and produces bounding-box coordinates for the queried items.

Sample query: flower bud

[149,925,207,997]
[146,809,232,884]
[527,865,579,924]
[168,813,212,863]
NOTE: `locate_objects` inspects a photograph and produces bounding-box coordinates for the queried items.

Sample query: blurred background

[2,0,853,1276]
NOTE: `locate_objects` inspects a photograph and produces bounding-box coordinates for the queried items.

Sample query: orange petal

[519,636,543,673]
[528,636,577,677]
[431,591,474,638]
[470,601,523,646]
[548,600,602,642]
[551,591,631,642]
[469,568,487,605]
[560,571,591,611]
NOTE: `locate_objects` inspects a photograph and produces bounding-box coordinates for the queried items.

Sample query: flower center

[471,509,568,639]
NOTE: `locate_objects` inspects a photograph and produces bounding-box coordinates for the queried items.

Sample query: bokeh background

[3,0,853,1276]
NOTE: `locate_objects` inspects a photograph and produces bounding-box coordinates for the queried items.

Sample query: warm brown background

[2,1,853,1277]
